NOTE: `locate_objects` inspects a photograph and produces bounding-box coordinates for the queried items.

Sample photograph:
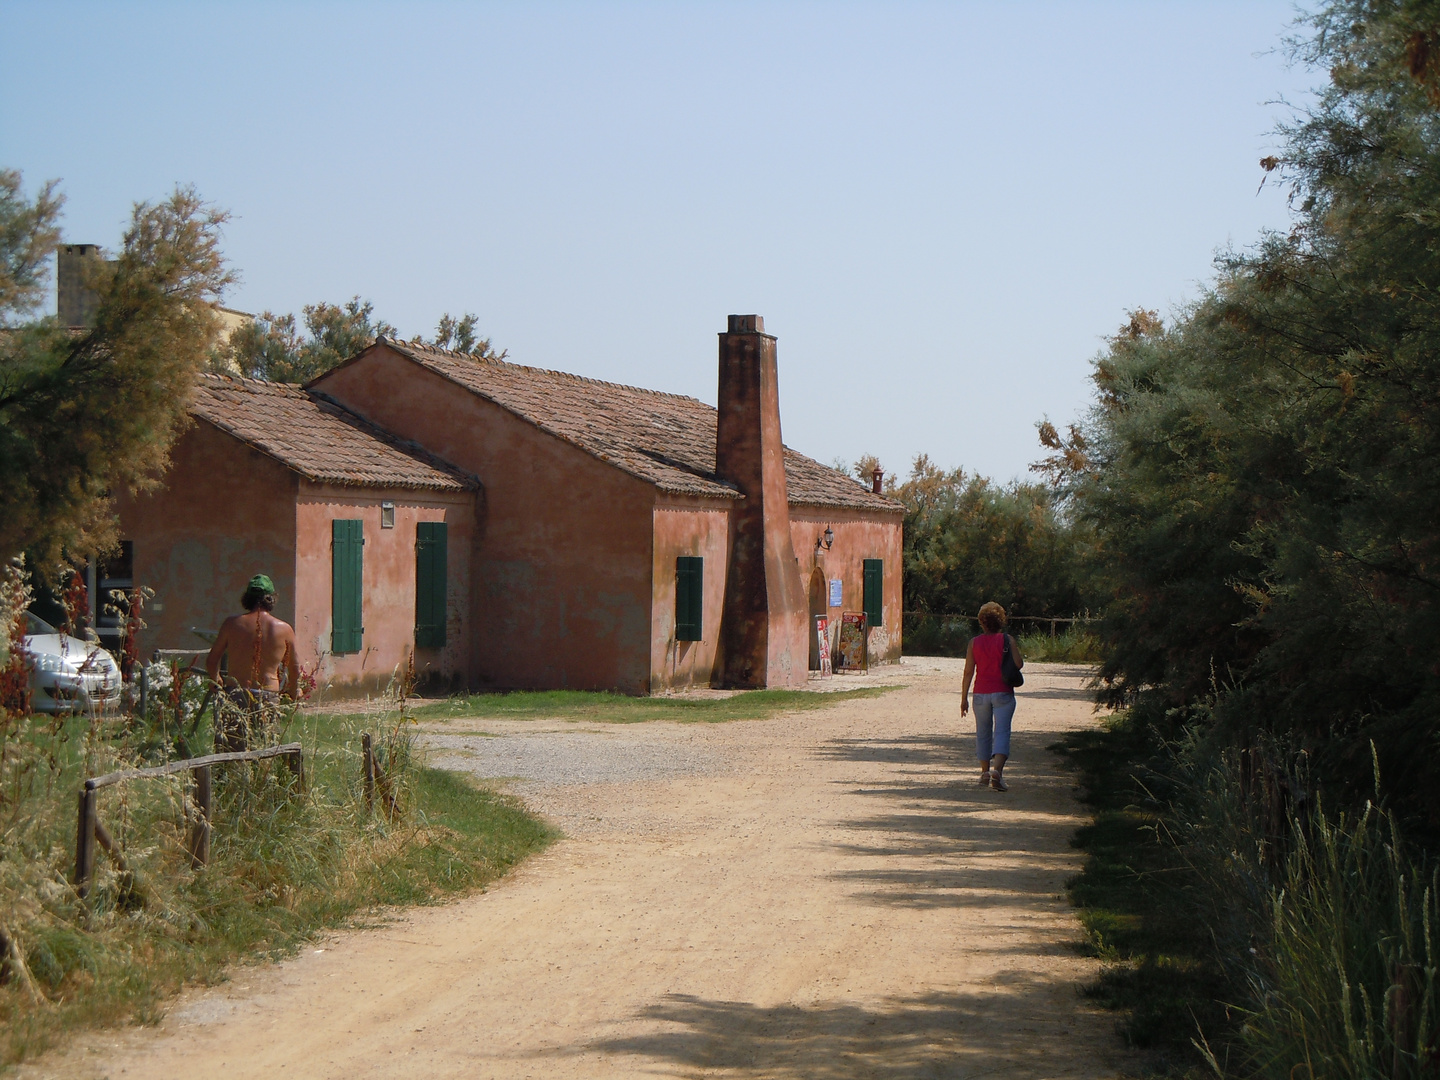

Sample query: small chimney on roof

[57,244,104,328]
[872,466,884,495]
[713,314,808,689]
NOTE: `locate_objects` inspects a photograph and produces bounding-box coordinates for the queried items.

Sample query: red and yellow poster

[815,615,832,677]
[835,611,868,672]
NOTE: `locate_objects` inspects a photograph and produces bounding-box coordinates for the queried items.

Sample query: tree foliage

[0,169,64,323]
[219,297,396,383]
[0,177,231,566]
[220,301,504,383]
[886,454,1094,621]
[432,311,506,361]
[1056,0,1440,827]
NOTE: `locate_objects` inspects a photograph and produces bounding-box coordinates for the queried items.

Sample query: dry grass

[0,700,554,1067]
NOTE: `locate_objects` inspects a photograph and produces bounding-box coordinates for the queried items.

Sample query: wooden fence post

[74,787,97,896]
[75,743,303,885]
[186,765,212,868]
[285,747,306,794]
[362,733,375,812]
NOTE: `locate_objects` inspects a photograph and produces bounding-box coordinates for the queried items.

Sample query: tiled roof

[191,374,474,491]
[373,339,902,512]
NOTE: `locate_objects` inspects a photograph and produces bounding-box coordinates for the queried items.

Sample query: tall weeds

[1111,729,1440,1078]
[1229,798,1439,1079]
[0,644,551,1065]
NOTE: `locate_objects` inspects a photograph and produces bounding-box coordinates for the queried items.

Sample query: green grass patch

[1016,626,1101,663]
[1050,716,1232,1077]
[407,685,894,725]
[0,704,555,1068]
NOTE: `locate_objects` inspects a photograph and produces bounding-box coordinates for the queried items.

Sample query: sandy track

[23,659,1129,1079]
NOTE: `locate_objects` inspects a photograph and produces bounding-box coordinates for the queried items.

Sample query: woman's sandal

[978,770,991,785]
[990,773,1008,792]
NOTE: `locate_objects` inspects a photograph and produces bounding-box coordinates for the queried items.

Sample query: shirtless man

[206,574,299,751]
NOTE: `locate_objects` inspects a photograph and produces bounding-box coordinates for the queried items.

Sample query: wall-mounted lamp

[815,526,834,557]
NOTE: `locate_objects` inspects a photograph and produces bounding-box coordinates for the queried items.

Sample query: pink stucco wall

[789,506,904,664]
[312,347,658,693]
[649,496,735,691]
[294,484,476,697]
[114,420,298,658]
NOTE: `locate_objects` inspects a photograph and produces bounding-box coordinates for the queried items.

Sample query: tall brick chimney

[714,315,809,688]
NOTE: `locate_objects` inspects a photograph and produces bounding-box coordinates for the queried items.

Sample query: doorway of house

[809,568,826,670]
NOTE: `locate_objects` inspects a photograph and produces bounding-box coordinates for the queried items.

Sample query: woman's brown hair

[977,601,1007,634]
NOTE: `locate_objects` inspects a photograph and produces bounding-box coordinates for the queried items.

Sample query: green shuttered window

[675,556,703,642]
[863,559,884,628]
[332,519,364,655]
[415,521,448,649]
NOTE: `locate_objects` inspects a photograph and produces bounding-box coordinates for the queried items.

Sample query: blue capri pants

[973,692,1016,761]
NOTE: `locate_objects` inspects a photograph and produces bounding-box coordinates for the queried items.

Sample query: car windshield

[24,611,59,636]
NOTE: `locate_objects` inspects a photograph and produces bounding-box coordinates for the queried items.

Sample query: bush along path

[1056,709,1440,1080]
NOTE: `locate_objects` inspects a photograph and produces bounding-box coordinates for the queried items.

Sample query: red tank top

[972,633,1012,694]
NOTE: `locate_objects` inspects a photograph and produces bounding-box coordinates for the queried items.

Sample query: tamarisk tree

[0,171,232,565]
[219,301,505,383]
[1048,0,1440,826]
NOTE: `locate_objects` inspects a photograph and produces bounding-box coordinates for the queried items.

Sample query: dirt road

[26,659,1128,1079]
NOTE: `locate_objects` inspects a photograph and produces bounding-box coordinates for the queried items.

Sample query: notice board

[835,611,868,672]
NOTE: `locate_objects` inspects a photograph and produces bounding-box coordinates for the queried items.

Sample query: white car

[21,612,123,714]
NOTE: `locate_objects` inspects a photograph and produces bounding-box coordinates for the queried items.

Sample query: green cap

[248,574,276,595]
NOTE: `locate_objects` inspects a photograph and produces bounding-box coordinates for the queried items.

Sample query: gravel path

[23,658,1130,1080]
[423,730,724,787]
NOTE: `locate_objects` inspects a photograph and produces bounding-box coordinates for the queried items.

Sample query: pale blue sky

[1,1,1314,483]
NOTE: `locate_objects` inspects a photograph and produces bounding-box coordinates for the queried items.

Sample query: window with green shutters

[415,521,448,649]
[675,556,703,641]
[863,559,884,628]
[331,519,364,654]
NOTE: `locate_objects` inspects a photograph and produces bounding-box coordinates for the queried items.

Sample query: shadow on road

[578,988,1094,1079]
[569,713,1108,1078]
[815,730,1085,913]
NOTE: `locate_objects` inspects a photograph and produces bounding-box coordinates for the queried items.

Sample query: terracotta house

[114,378,480,691]
[119,315,903,694]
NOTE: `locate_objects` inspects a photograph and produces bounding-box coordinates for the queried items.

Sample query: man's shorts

[216,687,282,753]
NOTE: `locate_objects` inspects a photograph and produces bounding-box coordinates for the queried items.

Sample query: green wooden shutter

[415,521,448,649]
[675,556,703,641]
[863,559,884,628]
[332,519,364,654]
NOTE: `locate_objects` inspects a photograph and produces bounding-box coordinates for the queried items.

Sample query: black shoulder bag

[1000,634,1024,688]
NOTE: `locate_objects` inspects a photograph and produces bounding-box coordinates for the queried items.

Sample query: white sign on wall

[829,579,843,607]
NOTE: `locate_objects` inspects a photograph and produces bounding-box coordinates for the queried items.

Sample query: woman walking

[961,601,1024,791]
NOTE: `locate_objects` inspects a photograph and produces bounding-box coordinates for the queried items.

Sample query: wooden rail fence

[74,743,305,897]
[901,612,1093,637]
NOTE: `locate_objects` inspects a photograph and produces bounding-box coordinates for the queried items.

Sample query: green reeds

[1227,798,1438,1080]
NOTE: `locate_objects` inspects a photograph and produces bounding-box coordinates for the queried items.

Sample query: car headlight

[28,653,76,675]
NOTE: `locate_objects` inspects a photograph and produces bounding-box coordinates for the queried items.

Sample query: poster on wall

[835,611,868,672]
[829,578,843,607]
[815,615,832,677]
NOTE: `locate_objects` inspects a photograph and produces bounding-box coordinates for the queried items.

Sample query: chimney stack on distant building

[713,314,809,689]
[57,244,102,328]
